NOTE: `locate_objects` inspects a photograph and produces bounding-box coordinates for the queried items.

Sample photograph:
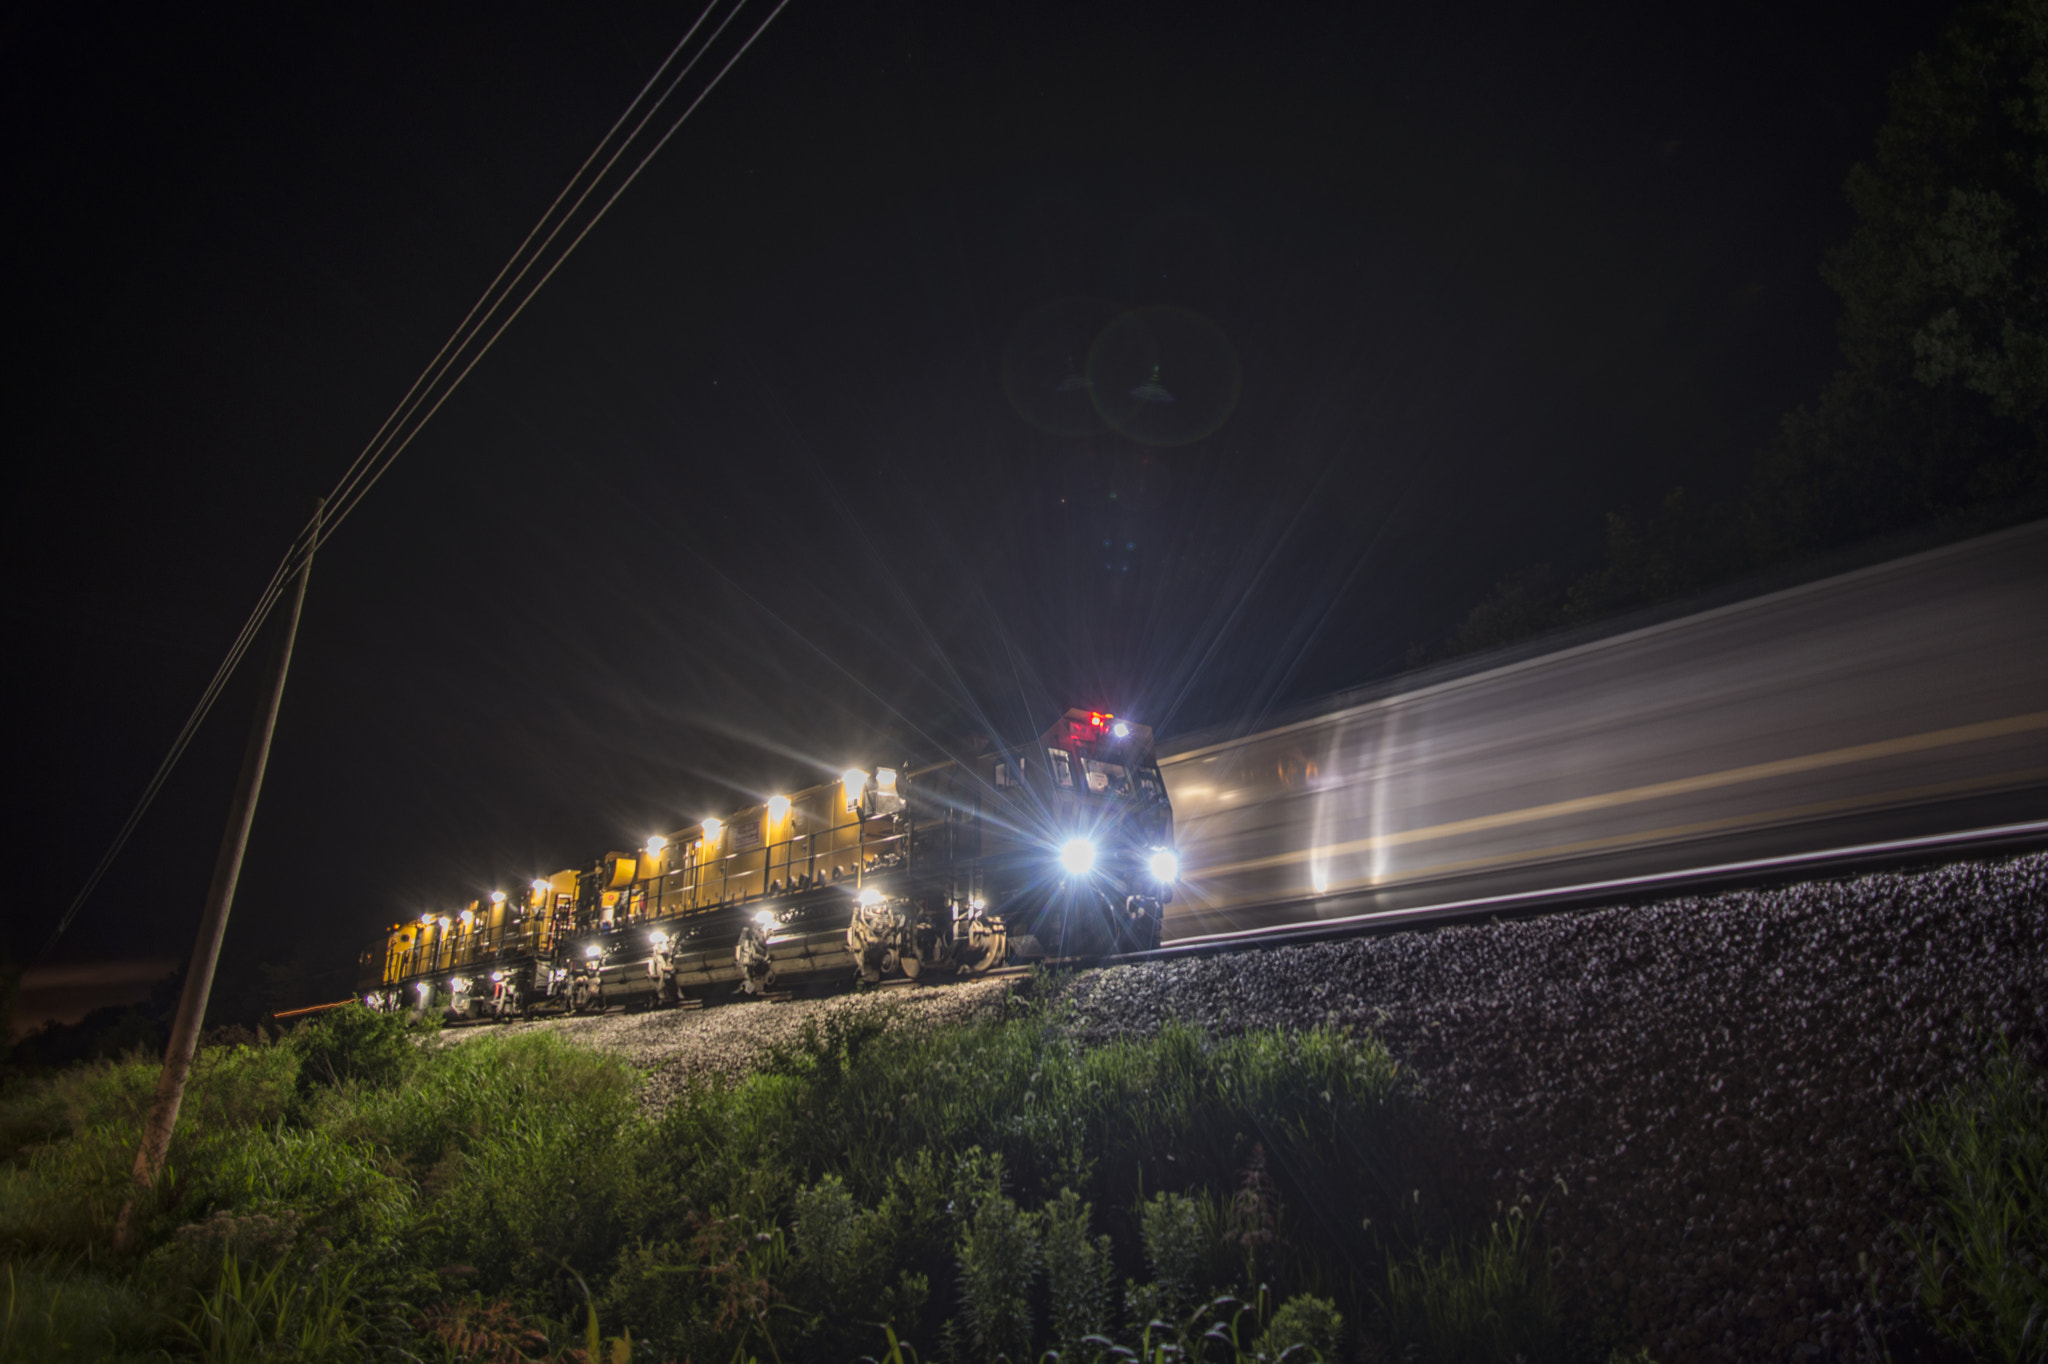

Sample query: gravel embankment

[1066,852,2048,1362]
[498,975,1016,1109]
[506,852,2048,1362]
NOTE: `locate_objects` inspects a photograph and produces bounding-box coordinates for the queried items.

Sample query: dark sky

[3,0,1959,979]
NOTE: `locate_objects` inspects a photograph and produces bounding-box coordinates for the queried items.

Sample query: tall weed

[1906,1042,2048,1362]
[1377,1202,1562,1364]
[175,1251,363,1364]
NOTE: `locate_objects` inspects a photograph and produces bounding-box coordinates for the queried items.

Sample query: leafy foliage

[1752,0,2048,557]
[289,1002,429,1096]
[0,996,1457,1361]
[1429,0,2048,665]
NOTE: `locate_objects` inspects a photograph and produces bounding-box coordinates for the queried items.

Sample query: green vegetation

[1906,1043,2048,1363]
[0,996,1609,1361]
[1378,1202,1562,1364]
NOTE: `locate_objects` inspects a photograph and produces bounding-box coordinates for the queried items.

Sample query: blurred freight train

[1161,519,2048,940]
[357,710,1178,1018]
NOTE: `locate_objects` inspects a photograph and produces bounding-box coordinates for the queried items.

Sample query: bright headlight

[584,945,602,960]
[1148,849,1179,883]
[1058,838,1097,876]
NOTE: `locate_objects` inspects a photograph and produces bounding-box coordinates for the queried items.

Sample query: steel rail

[1119,818,2048,962]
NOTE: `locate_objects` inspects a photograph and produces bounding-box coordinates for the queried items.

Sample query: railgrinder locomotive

[358,710,1177,1018]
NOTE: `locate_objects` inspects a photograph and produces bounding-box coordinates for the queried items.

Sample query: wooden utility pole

[114,500,322,1251]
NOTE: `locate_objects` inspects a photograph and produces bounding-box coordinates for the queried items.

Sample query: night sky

[3,0,1959,989]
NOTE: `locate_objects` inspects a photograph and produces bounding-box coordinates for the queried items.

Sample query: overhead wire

[314,0,728,538]
[43,0,792,955]
[309,0,791,559]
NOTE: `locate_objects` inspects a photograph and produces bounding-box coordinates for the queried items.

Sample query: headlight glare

[1058,838,1097,876]
[1148,849,1179,883]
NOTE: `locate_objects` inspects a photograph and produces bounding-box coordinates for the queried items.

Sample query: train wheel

[659,975,682,1007]
[568,979,592,1015]
[962,916,1008,975]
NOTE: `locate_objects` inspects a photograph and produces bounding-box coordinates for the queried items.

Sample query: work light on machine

[419,913,435,927]
[490,890,507,905]
[842,769,866,810]
[1147,848,1179,883]
[584,945,602,960]
[458,908,474,928]
[1112,721,1130,738]
[766,795,790,821]
[490,971,504,982]
[1059,837,1097,876]
[857,886,884,908]
[754,909,778,930]
[645,834,667,858]
[649,930,669,949]
[702,817,723,840]
[530,878,550,895]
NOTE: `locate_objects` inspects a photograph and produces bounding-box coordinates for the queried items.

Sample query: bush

[286,1002,425,1096]
[1041,1187,1114,1355]
[956,1172,1039,1363]
[1255,1292,1344,1361]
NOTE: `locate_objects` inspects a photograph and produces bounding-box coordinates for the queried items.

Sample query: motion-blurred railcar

[356,709,1177,1018]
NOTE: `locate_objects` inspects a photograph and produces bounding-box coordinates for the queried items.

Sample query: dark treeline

[1424,0,2047,664]
[2,952,356,1074]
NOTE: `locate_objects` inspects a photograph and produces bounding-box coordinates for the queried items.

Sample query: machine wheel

[962,915,1008,975]
[568,978,597,1015]
[658,974,682,1007]
[737,924,777,994]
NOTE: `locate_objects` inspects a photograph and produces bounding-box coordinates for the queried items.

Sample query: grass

[0,1255,163,1362]
[0,992,1600,1361]
[1905,1041,2048,1363]
[1378,1200,1563,1363]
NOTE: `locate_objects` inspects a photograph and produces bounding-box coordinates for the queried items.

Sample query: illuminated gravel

[480,976,1018,1110]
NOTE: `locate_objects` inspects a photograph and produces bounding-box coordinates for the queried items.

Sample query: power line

[43,0,792,955]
